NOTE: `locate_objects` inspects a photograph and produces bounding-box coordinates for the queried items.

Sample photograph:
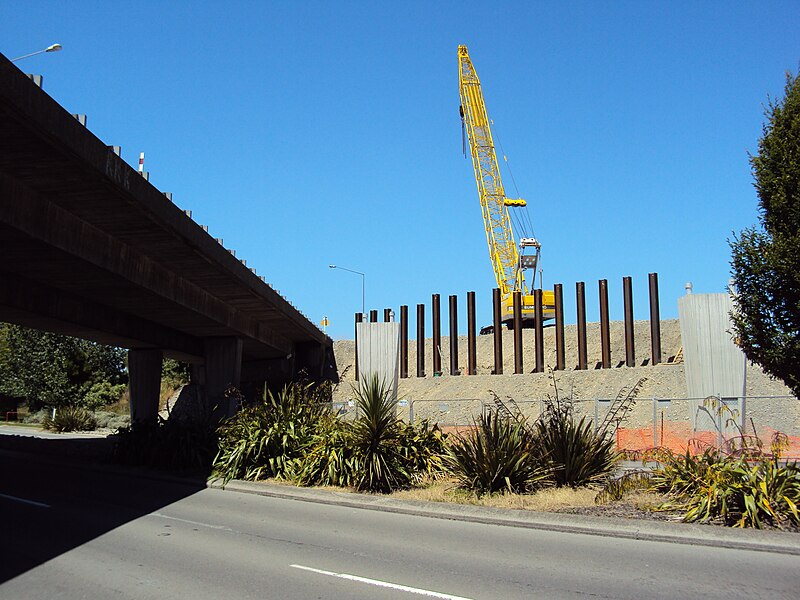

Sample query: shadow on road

[0,431,211,583]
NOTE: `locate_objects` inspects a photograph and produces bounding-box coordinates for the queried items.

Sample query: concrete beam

[0,271,204,358]
[0,172,293,356]
[0,56,328,348]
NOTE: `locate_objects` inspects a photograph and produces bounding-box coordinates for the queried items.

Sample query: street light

[329,264,365,315]
[11,43,62,63]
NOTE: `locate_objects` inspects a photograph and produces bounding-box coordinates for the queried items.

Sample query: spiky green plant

[652,448,800,528]
[595,471,653,504]
[349,374,411,493]
[532,396,618,488]
[446,409,551,496]
[397,418,448,482]
[213,382,330,485]
[294,422,358,487]
[295,380,446,491]
[42,406,97,432]
[113,415,218,471]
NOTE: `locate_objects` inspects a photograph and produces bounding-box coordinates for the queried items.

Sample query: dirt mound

[331,319,791,407]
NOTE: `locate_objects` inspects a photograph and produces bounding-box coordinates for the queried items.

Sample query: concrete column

[128,348,163,424]
[203,337,243,419]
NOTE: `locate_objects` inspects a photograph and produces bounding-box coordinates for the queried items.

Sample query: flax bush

[42,406,97,432]
[446,409,551,496]
[532,396,618,488]
[652,448,800,529]
[296,375,447,492]
[113,415,218,471]
[213,382,331,485]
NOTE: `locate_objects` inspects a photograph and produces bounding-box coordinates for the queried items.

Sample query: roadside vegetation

[214,375,446,493]
[6,331,795,531]
[208,379,800,531]
[730,69,800,398]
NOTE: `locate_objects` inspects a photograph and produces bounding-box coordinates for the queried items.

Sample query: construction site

[330,46,800,459]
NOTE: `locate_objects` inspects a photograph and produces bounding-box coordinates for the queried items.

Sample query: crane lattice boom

[458,45,555,330]
[458,45,525,297]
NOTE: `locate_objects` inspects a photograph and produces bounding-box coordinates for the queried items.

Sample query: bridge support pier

[204,337,243,419]
[128,348,163,423]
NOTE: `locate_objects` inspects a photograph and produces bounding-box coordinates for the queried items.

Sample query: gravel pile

[331,320,793,418]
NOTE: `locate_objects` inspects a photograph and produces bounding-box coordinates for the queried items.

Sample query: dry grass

[100,393,129,415]
[622,490,669,510]
[245,475,670,518]
[392,478,598,511]
[256,476,600,512]
[160,381,182,410]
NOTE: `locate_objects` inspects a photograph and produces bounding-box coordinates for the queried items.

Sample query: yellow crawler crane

[458,45,555,332]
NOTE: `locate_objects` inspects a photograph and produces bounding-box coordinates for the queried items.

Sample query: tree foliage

[0,323,127,409]
[730,70,800,396]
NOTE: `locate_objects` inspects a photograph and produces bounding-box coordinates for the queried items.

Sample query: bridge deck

[0,54,329,365]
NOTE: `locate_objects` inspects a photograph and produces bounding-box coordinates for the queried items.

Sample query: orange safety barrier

[616,424,800,459]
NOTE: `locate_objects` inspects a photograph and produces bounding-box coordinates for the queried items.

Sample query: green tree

[730,70,800,397]
[0,323,127,409]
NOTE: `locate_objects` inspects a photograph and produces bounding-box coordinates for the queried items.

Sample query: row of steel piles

[353,272,662,378]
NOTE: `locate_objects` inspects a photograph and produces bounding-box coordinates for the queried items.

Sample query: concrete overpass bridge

[0,53,335,420]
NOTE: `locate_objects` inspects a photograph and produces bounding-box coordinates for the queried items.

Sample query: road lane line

[0,492,51,508]
[290,564,474,600]
[151,512,233,531]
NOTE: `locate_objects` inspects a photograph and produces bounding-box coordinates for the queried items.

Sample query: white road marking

[151,512,232,531]
[290,564,474,600]
[0,492,50,508]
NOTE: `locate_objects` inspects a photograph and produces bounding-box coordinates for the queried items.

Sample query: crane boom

[458,45,555,329]
[458,45,524,297]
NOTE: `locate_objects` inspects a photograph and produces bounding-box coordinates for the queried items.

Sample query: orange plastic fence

[440,423,800,460]
[616,424,800,459]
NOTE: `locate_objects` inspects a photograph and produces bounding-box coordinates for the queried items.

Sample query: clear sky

[3,1,798,340]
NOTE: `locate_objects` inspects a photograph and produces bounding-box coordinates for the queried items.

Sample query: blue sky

[3,1,798,340]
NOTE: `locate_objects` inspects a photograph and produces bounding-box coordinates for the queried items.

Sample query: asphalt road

[1,451,799,600]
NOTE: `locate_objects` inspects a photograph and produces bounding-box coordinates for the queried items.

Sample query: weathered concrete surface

[332,320,800,456]
[0,54,334,394]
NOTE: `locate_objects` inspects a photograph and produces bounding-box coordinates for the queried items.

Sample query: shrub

[213,382,330,485]
[397,418,448,482]
[113,419,217,471]
[82,381,126,411]
[652,448,800,528]
[42,406,97,432]
[348,374,411,493]
[296,376,446,492]
[94,410,130,430]
[23,408,49,424]
[446,409,550,495]
[113,412,217,471]
[294,421,358,488]
[532,396,618,488]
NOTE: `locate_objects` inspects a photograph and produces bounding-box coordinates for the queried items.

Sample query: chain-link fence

[339,394,800,459]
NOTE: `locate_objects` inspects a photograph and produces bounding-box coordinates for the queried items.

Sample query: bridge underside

[0,54,335,420]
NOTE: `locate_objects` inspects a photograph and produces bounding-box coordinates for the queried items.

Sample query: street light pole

[329,264,365,315]
[11,43,63,63]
